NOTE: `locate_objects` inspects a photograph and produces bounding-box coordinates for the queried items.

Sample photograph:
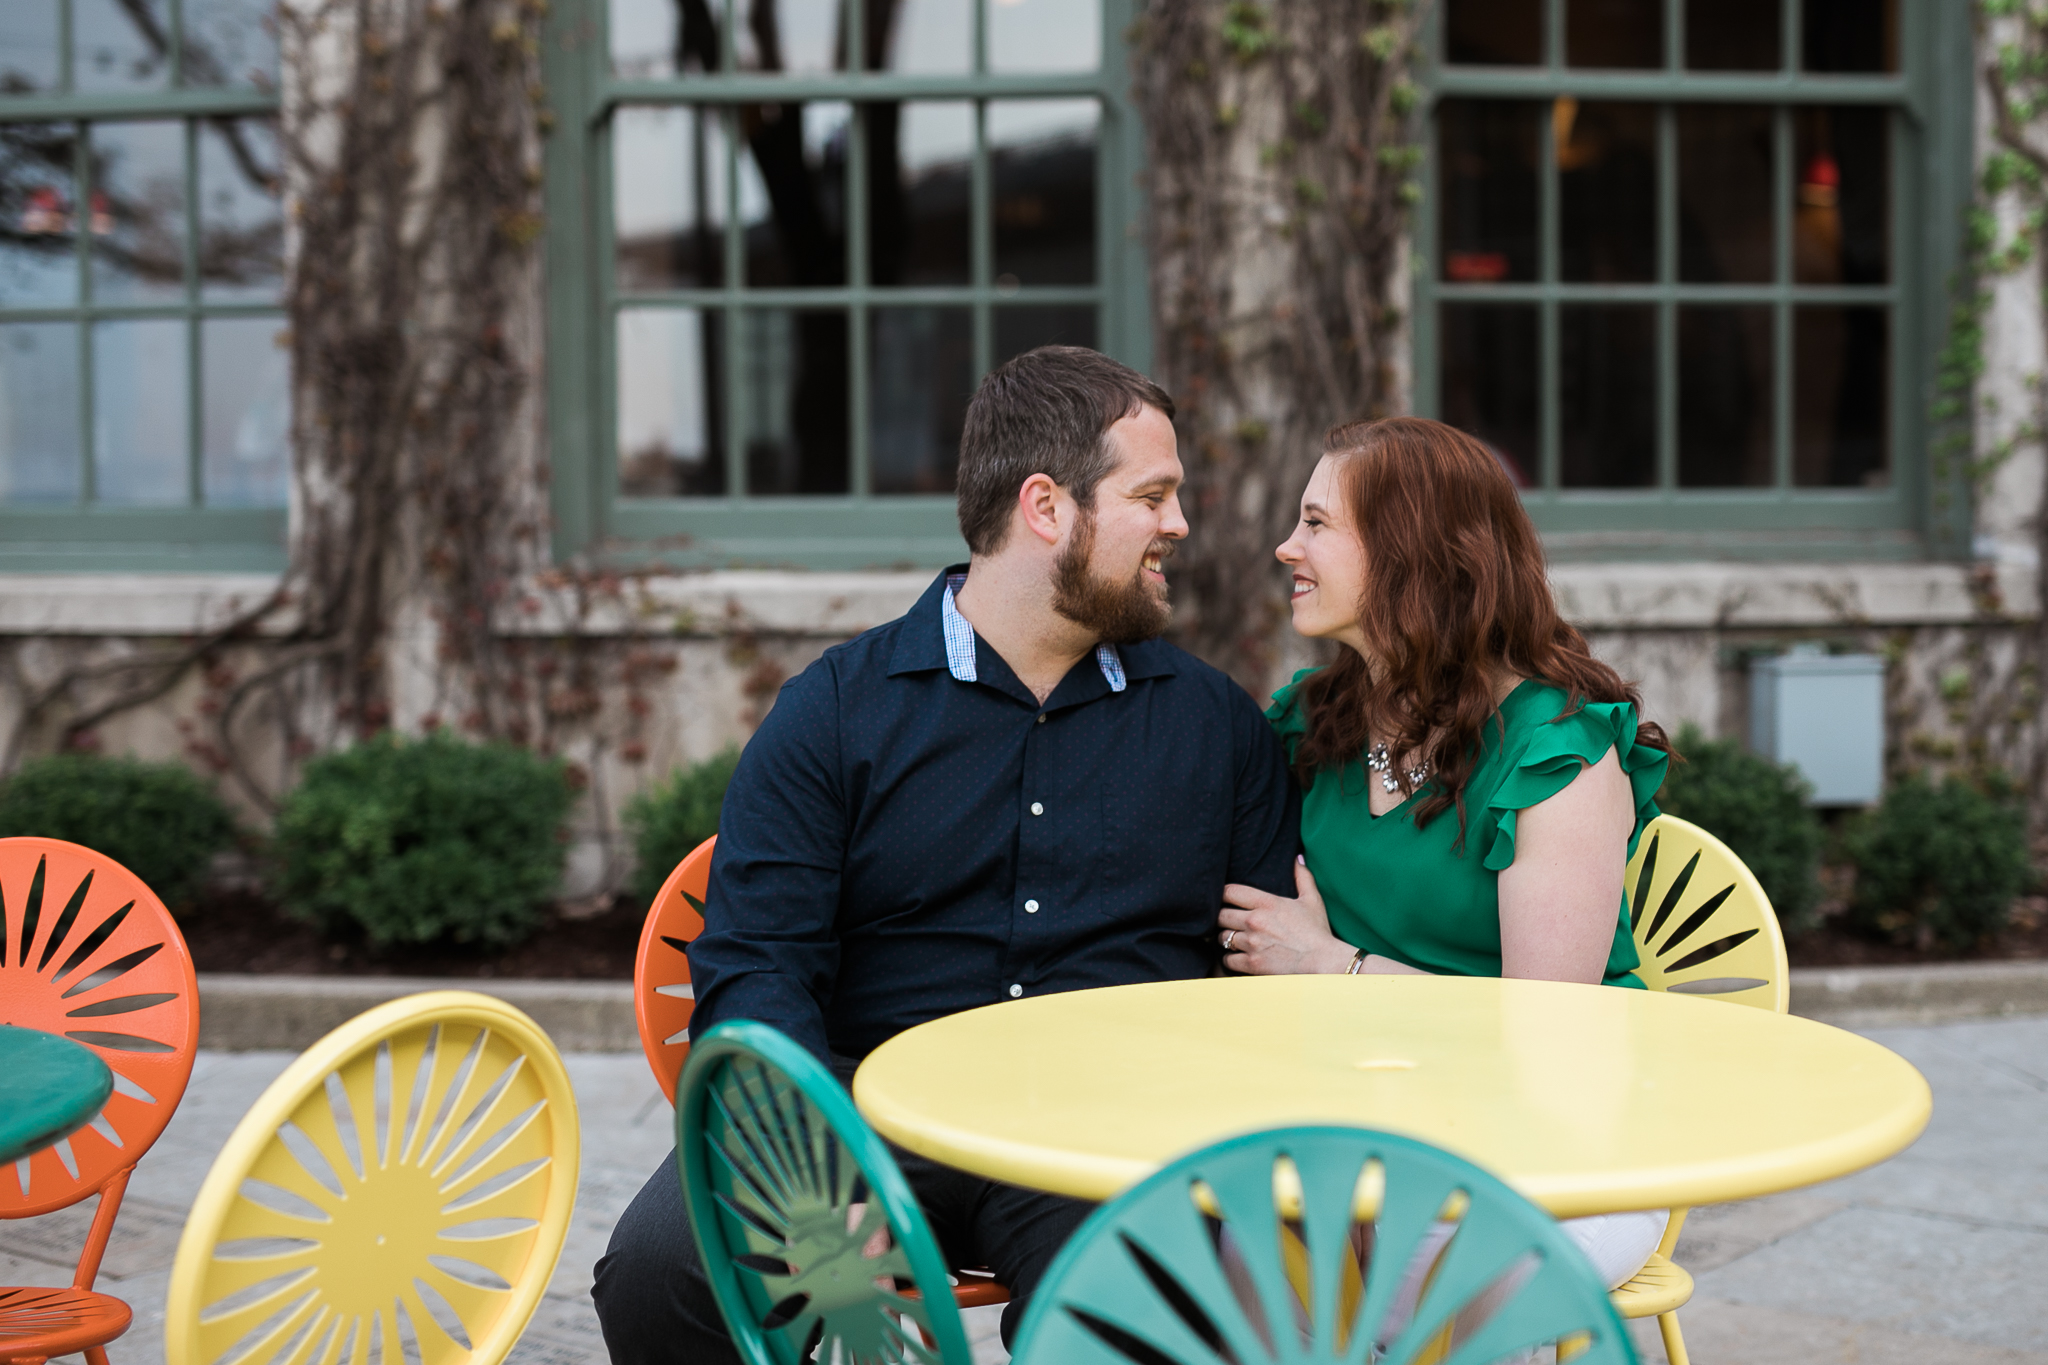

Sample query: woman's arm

[1496,744,1636,984]
[1218,862,1428,975]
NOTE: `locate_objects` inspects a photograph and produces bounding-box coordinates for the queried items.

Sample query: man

[592,346,1299,1362]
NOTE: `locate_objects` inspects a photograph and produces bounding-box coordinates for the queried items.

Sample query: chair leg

[1657,1309,1690,1365]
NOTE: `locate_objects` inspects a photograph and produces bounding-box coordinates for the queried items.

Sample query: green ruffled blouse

[1266,674,1669,987]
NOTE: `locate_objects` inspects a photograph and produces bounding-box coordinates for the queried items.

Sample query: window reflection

[616,105,727,292]
[735,0,842,74]
[0,322,80,505]
[989,100,1097,287]
[1795,107,1887,286]
[202,316,289,507]
[1,122,80,307]
[739,102,849,287]
[1558,100,1655,284]
[199,118,283,302]
[873,103,970,286]
[1560,305,1655,488]
[90,121,186,304]
[1803,0,1896,74]
[1445,0,1541,66]
[1679,306,1772,487]
[618,308,724,497]
[870,307,970,494]
[1438,100,1539,285]
[995,305,1093,365]
[1567,0,1661,69]
[1679,106,1773,284]
[1795,306,1886,487]
[1688,0,1779,70]
[742,308,847,494]
[93,317,188,506]
[182,0,280,88]
[988,0,1099,74]
[1439,304,1538,489]
[75,0,171,92]
[0,2,61,94]
[611,0,681,78]
[876,0,968,74]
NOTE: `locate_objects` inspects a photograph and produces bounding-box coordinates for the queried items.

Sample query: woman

[1217,415,1674,1290]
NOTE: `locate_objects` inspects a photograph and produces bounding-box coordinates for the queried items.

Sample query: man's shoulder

[1126,640,1265,715]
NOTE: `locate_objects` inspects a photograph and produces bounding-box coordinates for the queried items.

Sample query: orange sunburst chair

[0,837,201,1365]
[634,835,1010,1317]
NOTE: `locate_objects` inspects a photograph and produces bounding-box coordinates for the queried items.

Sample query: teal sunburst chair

[676,1020,980,1365]
[1008,1125,1639,1365]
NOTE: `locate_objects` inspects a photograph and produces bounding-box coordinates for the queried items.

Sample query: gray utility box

[1749,645,1886,805]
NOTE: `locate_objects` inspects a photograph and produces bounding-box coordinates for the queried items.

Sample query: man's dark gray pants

[590,1057,1094,1364]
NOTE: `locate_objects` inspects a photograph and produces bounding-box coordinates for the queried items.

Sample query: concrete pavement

[6,1015,2046,1364]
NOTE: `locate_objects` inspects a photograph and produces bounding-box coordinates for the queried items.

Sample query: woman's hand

[1218,859,1360,975]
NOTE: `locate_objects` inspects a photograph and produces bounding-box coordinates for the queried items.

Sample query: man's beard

[1050,512,1173,644]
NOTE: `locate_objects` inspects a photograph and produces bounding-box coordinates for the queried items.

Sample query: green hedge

[1654,724,1825,932]
[1843,772,2031,954]
[625,746,740,904]
[0,752,239,909]
[273,732,574,949]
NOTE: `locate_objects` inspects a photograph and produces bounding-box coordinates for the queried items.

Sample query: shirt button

[1008,984,1023,998]
[1037,714,1047,724]
[1024,899,1039,913]
[1030,802,1044,815]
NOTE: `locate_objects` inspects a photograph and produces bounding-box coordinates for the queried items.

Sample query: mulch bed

[180,887,2048,978]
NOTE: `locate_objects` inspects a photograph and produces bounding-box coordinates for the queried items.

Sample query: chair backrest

[676,1020,974,1365]
[0,836,199,1219]
[1009,1125,1638,1365]
[165,991,581,1365]
[636,836,713,1102]
[1625,814,1790,1013]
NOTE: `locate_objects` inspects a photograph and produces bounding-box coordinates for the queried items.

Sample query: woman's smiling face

[1275,455,1369,652]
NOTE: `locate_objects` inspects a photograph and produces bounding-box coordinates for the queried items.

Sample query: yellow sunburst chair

[166,992,580,1365]
[1608,813,1790,1365]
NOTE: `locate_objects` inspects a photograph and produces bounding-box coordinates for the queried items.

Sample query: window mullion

[185,117,201,506]
[59,0,73,93]
[1665,0,1682,69]
[971,99,991,382]
[1538,94,1560,492]
[1545,0,1564,70]
[168,0,184,87]
[1656,105,1676,493]
[76,120,94,505]
[1784,0,1803,75]
[849,104,871,499]
[723,106,745,500]
[1773,104,1793,490]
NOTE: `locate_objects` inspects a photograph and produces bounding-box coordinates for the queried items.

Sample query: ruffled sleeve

[1263,667,1318,763]
[1481,699,1668,873]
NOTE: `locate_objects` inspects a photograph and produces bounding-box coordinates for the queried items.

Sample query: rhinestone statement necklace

[1366,743,1430,795]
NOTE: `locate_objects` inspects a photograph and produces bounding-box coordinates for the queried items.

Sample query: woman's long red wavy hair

[1290,416,1671,839]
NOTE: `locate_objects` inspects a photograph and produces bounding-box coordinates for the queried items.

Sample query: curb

[195,960,2048,1051]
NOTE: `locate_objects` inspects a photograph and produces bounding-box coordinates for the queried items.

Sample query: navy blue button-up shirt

[688,567,1302,1062]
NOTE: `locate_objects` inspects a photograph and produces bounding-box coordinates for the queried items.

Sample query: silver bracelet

[1345,948,1367,975]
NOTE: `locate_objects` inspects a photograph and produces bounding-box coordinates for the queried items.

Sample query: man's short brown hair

[955,346,1175,555]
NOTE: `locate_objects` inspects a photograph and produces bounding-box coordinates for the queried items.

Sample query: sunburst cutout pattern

[166,995,578,1365]
[0,837,198,1217]
[635,836,712,1102]
[1626,817,1789,1013]
[1012,1127,1637,1365]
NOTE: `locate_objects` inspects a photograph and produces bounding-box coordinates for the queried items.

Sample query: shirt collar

[942,571,1126,692]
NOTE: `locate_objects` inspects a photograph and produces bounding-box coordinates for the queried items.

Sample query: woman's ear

[1016,472,1066,548]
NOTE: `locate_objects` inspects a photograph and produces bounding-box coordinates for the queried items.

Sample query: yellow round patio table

[851,974,1931,1217]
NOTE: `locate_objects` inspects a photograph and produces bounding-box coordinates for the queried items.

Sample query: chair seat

[0,1286,133,1359]
[1608,1251,1694,1318]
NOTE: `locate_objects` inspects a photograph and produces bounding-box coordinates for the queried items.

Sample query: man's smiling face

[1051,403,1188,642]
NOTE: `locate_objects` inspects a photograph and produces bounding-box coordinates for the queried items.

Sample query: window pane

[736,0,842,74]
[1803,0,1896,73]
[0,1,60,93]
[202,316,288,507]
[1687,0,1780,70]
[989,100,1097,287]
[199,118,282,302]
[876,0,969,73]
[1795,106,1887,285]
[1560,305,1655,488]
[988,0,1099,73]
[872,102,971,286]
[1446,0,1541,65]
[619,308,724,497]
[994,305,1094,363]
[74,0,170,92]
[0,322,79,504]
[616,106,727,292]
[742,309,847,494]
[1567,0,1662,69]
[93,317,188,506]
[740,102,849,287]
[871,307,970,493]
[1439,304,1537,489]
[1,122,80,306]
[90,121,186,304]
[183,0,280,88]
[611,0,681,77]
[1679,306,1772,486]
[1558,100,1655,284]
[1678,106,1772,284]
[1795,306,1887,487]
[1438,100,1539,285]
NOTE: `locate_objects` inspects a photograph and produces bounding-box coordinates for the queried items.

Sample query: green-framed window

[542,0,1149,568]
[1417,0,1974,560]
[0,0,286,570]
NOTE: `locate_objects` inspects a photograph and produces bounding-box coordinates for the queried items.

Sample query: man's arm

[1226,683,1302,895]
[686,661,847,1062]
